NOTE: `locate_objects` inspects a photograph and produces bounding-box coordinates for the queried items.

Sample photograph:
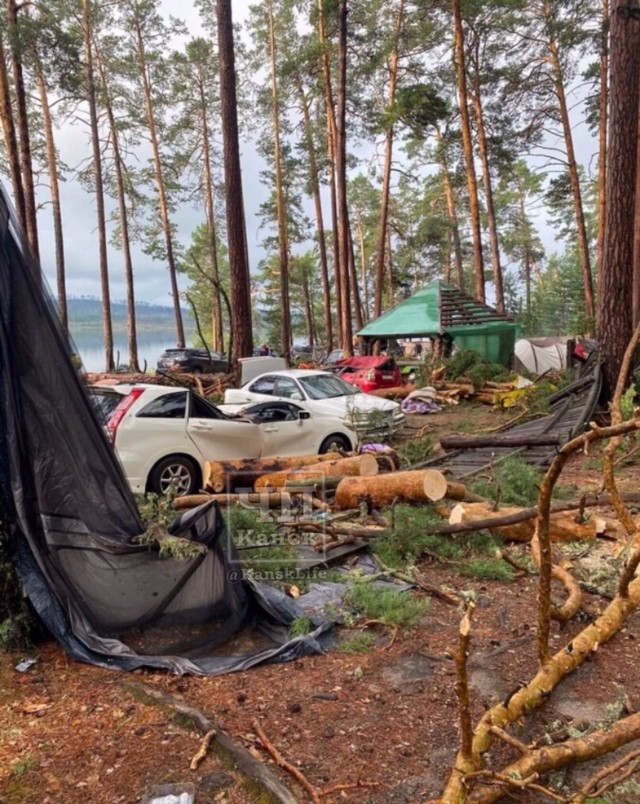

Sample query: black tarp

[0,188,331,675]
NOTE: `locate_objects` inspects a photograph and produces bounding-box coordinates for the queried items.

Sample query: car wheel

[193,366,203,375]
[149,455,200,496]
[319,434,351,454]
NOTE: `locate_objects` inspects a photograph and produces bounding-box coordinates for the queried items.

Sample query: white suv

[99,384,356,495]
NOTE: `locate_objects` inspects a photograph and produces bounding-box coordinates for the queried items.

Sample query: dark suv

[156,348,229,374]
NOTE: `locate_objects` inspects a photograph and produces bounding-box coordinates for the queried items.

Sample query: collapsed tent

[0,188,330,675]
[513,337,568,374]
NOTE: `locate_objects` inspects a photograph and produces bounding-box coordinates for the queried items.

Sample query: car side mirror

[298,410,311,420]
[290,391,303,401]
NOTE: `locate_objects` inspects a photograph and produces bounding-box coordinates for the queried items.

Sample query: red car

[334,355,401,393]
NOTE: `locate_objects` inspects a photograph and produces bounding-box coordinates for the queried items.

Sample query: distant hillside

[67,297,194,330]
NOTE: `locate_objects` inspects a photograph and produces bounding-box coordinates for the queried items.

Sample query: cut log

[448,502,610,542]
[203,453,349,493]
[439,433,563,450]
[254,454,378,491]
[335,469,448,509]
[421,469,486,503]
[174,492,293,511]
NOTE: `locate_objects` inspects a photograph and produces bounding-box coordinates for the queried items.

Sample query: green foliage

[585,779,640,802]
[373,505,513,581]
[397,435,433,468]
[137,491,179,530]
[226,508,299,581]
[288,616,313,638]
[345,583,429,627]
[136,521,205,561]
[467,456,570,508]
[437,350,511,390]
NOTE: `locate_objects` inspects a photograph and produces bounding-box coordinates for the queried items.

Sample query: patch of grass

[336,631,377,653]
[345,583,429,627]
[458,558,515,582]
[11,756,37,777]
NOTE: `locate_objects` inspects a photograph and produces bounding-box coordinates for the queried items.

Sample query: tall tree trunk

[348,221,364,331]
[521,194,532,317]
[0,36,25,234]
[33,60,67,331]
[318,0,346,349]
[301,270,315,348]
[598,0,640,398]
[634,102,640,328]
[545,1,594,323]
[452,0,484,303]
[373,0,404,318]
[356,209,370,319]
[216,0,253,367]
[294,73,333,350]
[198,80,224,353]
[469,67,504,313]
[132,4,185,348]
[268,0,292,361]
[436,128,464,289]
[82,0,114,372]
[598,0,609,322]
[6,0,39,263]
[334,0,353,355]
[94,42,140,372]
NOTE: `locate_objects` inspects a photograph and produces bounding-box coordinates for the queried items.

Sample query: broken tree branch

[252,718,320,803]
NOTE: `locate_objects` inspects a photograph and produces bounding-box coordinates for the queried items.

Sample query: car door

[248,402,319,457]
[186,393,262,460]
[117,390,195,481]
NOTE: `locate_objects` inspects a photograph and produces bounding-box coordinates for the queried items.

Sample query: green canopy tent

[357,281,520,366]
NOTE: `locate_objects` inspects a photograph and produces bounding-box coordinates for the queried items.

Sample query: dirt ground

[3,401,640,804]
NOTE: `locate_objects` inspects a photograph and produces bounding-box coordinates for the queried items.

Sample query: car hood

[308,394,400,416]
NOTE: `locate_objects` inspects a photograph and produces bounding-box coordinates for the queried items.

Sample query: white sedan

[89,384,357,495]
[223,369,405,438]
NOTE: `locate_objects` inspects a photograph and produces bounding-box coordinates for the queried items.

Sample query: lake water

[70,329,188,372]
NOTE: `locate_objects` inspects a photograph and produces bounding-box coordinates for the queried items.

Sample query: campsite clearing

[3,401,640,803]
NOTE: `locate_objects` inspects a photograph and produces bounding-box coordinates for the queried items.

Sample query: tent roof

[357,281,517,339]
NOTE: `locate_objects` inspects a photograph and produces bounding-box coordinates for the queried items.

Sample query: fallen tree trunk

[449,501,612,542]
[174,492,293,511]
[335,469,444,509]
[203,453,349,493]
[440,433,563,450]
[254,454,378,490]
[367,384,415,399]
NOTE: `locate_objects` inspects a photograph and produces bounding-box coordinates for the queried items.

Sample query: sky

[34,0,264,307]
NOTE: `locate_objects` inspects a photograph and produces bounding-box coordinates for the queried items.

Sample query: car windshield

[299,374,361,399]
